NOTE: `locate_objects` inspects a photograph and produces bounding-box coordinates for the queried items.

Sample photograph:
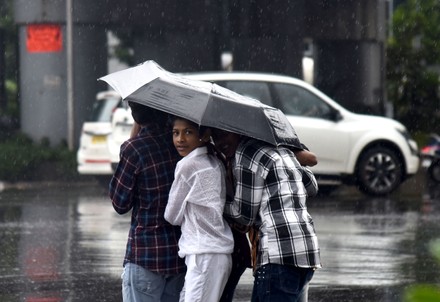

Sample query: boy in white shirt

[165,116,234,302]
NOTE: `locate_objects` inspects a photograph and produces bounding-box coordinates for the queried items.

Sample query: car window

[89,97,121,122]
[215,81,274,106]
[272,83,332,119]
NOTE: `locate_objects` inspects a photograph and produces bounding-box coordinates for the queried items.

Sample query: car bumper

[77,162,113,175]
[406,153,420,176]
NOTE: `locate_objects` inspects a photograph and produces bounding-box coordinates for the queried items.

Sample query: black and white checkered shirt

[224,138,322,270]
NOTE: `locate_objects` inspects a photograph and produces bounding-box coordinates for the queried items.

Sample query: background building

[13,0,390,148]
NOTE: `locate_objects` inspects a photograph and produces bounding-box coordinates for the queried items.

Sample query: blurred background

[1,0,439,150]
[1,1,440,301]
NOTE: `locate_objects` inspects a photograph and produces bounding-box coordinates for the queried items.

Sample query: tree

[387,0,440,133]
[0,0,18,123]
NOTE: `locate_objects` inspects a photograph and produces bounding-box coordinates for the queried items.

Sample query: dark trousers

[251,263,314,302]
[219,260,247,302]
[220,229,251,302]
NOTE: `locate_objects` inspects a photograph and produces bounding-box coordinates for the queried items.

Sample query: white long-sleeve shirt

[165,146,234,258]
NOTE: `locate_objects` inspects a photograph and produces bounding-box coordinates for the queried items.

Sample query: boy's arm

[293,145,319,196]
[109,143,136,214]
[164,169,188,226]
[301,166,319,197]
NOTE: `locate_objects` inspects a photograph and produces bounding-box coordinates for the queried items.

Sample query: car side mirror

[330,109,343,122]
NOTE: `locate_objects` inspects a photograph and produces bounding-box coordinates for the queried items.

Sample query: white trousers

[180,253,232,302]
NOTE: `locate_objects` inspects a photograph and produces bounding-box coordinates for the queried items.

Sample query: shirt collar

[186,146,208,160]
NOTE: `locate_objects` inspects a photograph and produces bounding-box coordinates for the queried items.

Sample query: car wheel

[355,146,403,196]
[428,159,440,183]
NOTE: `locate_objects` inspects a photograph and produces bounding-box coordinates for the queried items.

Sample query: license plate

[92,135,107,144]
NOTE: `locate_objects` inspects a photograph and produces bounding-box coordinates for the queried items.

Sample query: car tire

[428,159,440,183]
[355,146,403,196]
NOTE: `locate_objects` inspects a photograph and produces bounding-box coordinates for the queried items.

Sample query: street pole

[66,0,74,150]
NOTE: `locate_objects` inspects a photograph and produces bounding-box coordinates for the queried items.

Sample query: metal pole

[66,0,74,150]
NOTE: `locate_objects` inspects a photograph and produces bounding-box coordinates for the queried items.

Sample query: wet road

[0,172,439,302]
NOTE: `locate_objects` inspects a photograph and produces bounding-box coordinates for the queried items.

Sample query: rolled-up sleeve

[301,166,318,197]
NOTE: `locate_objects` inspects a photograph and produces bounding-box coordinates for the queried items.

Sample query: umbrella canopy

[99,60,302,149]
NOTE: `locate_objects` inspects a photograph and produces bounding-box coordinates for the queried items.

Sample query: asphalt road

[0,171,439,302]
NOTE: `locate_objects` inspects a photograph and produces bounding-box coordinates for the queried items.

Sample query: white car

[109,72,420,196]
[107,106,134,171]
[76,90,122,178]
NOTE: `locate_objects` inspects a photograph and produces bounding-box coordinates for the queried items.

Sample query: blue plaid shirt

[109,124,186,275]
[224,138,321,270]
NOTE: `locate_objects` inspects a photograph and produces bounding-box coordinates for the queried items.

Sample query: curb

[0,180,96,192]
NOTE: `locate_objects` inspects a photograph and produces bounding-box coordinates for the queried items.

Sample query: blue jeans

[122,263,185,302]
[251,264,314,302]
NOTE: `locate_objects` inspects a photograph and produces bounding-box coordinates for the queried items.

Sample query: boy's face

[172,119,205,157]
[211,129,241,159]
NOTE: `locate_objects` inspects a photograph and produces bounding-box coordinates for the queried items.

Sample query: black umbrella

[99,60,302,149]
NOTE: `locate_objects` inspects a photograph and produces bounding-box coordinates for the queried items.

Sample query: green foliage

[387,0,440,133]
[405,284,440,302]
[52,141,78,175]
[110,29,136,67]
[0,133,77,182]
[429,239,440,265]
[0,0,19,127]
[0,0,18,82]
[404,240,440,301]
[4,80,18,116]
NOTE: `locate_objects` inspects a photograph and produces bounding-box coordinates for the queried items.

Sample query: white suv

[109,72,420,196]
